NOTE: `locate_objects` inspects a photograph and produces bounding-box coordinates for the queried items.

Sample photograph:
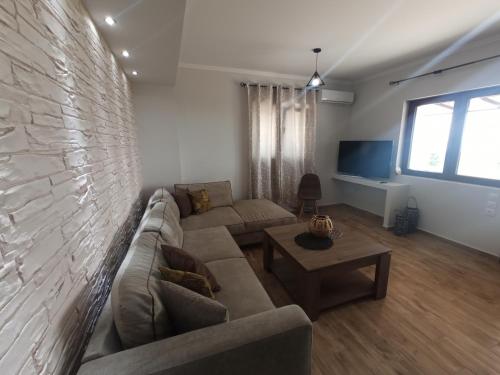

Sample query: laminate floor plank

[243,204,500,375]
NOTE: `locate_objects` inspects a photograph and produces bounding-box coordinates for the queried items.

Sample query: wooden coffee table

[263,222,391,321]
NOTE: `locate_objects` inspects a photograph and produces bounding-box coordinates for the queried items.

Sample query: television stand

[332,173,409,228]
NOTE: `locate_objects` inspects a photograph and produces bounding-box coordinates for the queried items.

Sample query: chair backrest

[298,173,322,200]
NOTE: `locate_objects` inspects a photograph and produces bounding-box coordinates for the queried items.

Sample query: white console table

[332,173,410,228]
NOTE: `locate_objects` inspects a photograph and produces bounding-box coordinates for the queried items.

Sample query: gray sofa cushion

[175,181,233,208]
[148,201,166,219]
[159,281,228,334]
[150,187,172,205]
[180,206,245,234]
[166,198,181,223]
[182,226,244,264]
[207,258,275,320]
[111,232,173,349]
[142,202,183,247]
[148,189,181,220]
[233,199,297,232]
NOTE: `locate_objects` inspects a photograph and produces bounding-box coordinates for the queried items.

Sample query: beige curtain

[246,84,317,209]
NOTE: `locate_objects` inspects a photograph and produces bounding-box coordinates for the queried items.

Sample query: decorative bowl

[308,215,334,238]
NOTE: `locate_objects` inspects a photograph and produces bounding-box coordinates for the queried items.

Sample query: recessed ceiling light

[122,50,130,58]
[132,70,138,76]
[104,16,115,26]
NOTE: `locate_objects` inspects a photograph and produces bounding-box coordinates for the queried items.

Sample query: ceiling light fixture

[122,50,130,58]
[132,70,138,76]
[104,16,115,26]
[306,48,325,88]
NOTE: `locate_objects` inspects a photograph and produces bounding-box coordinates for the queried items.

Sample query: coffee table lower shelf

[271,258,377,316]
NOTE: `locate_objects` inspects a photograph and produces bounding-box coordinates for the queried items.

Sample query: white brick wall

[0,0,142,374]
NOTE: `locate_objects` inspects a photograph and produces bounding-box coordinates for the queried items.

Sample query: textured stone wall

[0,0,142,374]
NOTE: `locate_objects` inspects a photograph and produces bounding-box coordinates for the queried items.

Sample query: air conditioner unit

[320,89,355,104]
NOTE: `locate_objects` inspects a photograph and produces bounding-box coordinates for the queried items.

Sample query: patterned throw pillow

[188,189,211,214]
[159,266,214,299]
[162,245,221,292]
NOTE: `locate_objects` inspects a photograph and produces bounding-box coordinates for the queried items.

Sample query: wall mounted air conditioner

[320,89,355,104]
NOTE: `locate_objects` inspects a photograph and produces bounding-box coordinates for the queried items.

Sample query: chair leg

[313,200,318,215]
[299,201,304,218]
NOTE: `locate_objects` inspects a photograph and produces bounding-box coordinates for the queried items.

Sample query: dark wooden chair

[298,173,322,217]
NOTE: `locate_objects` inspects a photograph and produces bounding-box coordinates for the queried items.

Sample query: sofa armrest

[77,305,312,375]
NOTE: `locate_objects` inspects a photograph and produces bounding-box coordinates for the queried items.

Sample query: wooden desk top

[264,222,390,272]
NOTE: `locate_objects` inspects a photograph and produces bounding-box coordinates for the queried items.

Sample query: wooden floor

[244,204,500,375]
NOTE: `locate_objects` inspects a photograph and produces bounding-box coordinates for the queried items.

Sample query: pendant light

[306,48,325,88]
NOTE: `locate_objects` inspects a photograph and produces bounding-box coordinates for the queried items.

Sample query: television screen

[337,140,393,179]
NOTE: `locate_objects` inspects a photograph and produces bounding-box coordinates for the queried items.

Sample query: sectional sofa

[77,182,312,375]
[173,181,298,245]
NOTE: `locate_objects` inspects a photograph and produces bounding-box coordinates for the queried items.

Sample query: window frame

[402,85,500,188]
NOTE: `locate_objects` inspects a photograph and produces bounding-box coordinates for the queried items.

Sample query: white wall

[345,37,500,256]
[135,38,500,256]
[133,84,181,189]
[0,1,142,373]
[316,100,351,204]
[134,67,351,203]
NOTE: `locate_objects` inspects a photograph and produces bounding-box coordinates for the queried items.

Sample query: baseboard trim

[321,203,499,261]
[416,226,500,261]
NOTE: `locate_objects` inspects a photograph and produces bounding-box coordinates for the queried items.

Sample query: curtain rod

[240,82,305,90]
[389,53,500,86]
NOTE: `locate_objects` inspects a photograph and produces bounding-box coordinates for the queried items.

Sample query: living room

[1,0,499,374]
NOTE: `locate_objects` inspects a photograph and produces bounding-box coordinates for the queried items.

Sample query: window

[402,86,500,187]
[407,101,454,174]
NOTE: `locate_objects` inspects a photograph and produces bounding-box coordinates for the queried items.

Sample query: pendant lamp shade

[307,48,325,88]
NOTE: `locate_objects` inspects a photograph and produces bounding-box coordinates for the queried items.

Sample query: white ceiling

[181,0,500,81]
[83,0,186,84]
[84,0,500,84]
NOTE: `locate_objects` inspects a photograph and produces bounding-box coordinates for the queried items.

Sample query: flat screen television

[337,140,393,179]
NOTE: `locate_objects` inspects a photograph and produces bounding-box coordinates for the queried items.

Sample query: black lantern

[306,48,325,88]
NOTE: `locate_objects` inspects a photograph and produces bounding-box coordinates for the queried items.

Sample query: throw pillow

[173,189,192,218]
[159,281,228,334]
[188,189,211,214]
[162,245,221,292]
[159,265,214,298]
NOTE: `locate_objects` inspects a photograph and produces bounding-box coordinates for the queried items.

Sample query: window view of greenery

[457,95,500,180]
[408,101,454,173]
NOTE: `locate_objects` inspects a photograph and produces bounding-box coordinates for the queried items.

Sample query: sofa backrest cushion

[148,188,181,220]
[143,201,183,247]
[175,181,233,208]
[149,187,171,205]
[111,231,173,349]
